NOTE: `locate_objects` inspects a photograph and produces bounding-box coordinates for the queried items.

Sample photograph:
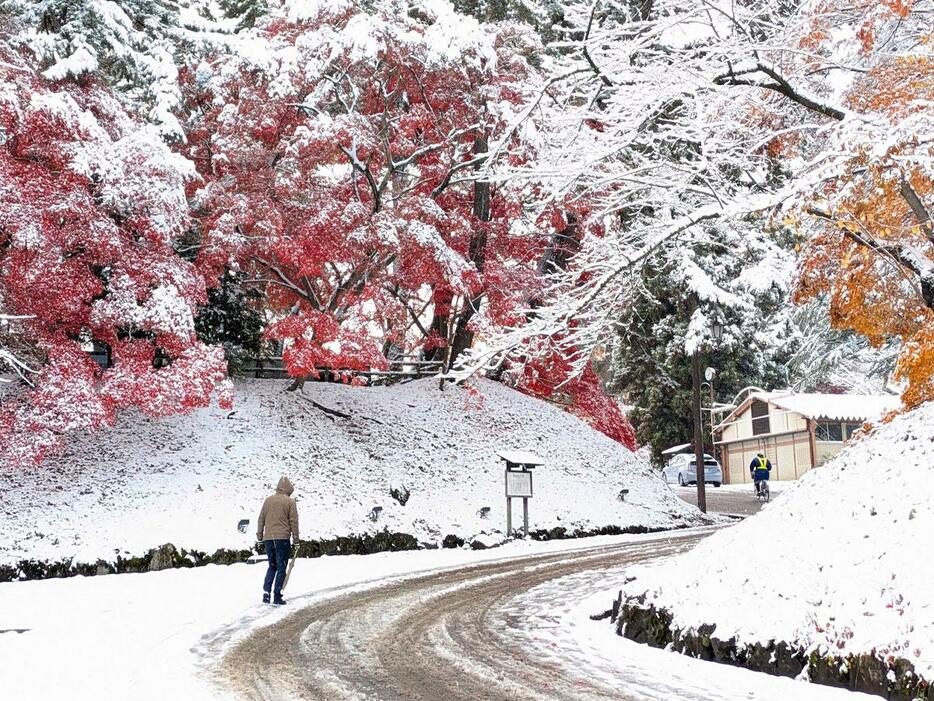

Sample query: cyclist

[749,452,772,497]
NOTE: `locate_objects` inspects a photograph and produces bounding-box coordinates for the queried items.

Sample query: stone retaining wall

[617,601,931,700]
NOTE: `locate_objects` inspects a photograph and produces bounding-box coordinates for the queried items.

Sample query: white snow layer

[0,530,869,701]
[764,391,901,423]
[618,401,934,677]
[0,378,703,565]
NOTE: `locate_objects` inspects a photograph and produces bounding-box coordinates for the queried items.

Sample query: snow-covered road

[217,532,873,701]
[0,527,877,700]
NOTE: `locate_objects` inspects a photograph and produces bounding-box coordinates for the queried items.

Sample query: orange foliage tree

[794,2,934,407]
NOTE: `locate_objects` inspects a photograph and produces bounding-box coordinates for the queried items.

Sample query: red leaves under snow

[181,5,541,374]
[519,354,638,450]
[0,52,227,464]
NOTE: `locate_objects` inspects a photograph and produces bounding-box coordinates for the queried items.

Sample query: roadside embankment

[607,402,934,698]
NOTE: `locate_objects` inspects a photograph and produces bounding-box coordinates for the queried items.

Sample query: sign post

[497,450,544,537]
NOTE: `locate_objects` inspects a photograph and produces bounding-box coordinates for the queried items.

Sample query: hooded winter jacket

[257,476,299,542]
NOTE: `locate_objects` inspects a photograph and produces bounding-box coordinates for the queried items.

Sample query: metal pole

[522,496,529,536]
[506,496,512,536]
[709,380,716,461]
[692,350,708,513]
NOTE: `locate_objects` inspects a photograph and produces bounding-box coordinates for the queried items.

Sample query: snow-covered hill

[617,401,934,681]
[0,379,703,566]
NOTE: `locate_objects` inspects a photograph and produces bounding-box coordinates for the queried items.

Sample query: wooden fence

[237,356,444,385]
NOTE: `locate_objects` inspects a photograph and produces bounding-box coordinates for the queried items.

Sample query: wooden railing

[236,356,444,385]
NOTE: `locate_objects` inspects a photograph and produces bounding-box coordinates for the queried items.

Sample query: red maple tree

[181,2,541,382]
[0,45,229,464]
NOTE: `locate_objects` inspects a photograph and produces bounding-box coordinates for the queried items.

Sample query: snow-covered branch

[466,0,934,384]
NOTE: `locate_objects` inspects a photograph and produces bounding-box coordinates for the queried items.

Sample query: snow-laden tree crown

[2,0,932,463]
[466,0,934,408]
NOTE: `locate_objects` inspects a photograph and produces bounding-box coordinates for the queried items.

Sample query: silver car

[665,454,723,487]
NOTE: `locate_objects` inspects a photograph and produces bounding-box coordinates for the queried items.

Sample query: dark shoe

[262,592,270,604]
[273,596,287,606]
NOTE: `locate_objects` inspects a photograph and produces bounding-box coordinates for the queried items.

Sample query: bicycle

[755,480,770,502]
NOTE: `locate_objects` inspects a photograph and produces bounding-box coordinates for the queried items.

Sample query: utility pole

[692,348,707,513]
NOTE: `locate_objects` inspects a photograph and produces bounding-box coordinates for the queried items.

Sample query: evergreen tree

[787,298,899,395]
[218,0,266,28]
[194,271,266,375]
[450,0,569,46]
[609,224,792,465]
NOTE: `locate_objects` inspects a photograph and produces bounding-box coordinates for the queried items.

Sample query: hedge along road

[217,532,712,701]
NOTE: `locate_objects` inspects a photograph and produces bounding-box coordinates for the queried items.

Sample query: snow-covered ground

[617,401,934,678]
[504,565,876,700]
[0,529,871,701]
[0,378,702,565]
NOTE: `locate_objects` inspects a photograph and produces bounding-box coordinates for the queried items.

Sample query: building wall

[723,430,811,484]
[718,403,867,484]
[719,401,808,443]
[815,441,844,465]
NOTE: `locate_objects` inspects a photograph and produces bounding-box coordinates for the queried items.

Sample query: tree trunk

[287,376,306,392]
[447,135,491,368]
[422,290,451,363]
[529,213,582,314]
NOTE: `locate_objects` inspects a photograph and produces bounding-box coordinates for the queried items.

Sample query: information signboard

[505,470,533,498]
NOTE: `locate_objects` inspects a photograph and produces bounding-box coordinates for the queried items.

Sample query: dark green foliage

[442,534,466,548]
[390,484,411,506]
[449,0,568,50]
[451,0,540,24]
[530,526,567,540]
[210,548,253,565]
[194,270,265,375]
[0,526,688,584]
[617,603,933,699]
[114,552,153,574]
[609,241,790,466]
[218,0,267,28]
[294,531,420,558]
[0,564,16,583]
[529,523,681,541]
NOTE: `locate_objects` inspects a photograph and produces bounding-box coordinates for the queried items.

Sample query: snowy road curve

[220,534,704,700]
[218,531,870,701]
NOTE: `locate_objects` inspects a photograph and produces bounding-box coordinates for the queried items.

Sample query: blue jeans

[263,539,291,598]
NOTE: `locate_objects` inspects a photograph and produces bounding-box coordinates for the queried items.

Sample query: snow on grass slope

[618,401,934,677]
[0,378,703,565]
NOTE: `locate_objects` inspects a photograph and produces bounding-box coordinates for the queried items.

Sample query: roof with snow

[717,391,901,428]
[764,392,900,423]
[661,443,692,456]
[496,450,546,466]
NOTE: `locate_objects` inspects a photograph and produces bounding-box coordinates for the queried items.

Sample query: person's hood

[276,476,294,496]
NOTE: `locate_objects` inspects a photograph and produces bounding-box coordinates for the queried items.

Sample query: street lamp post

[692,319,723,514]
[691,353,707,513]
[703,368,716,459]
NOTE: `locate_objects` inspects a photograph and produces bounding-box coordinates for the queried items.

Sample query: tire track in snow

[219,533,703,700]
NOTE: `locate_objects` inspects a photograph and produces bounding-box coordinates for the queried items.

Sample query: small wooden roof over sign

[496,450,545,468]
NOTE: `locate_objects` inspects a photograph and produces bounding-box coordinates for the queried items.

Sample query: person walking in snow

[749,452,772,497]
[257,476,299,605]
